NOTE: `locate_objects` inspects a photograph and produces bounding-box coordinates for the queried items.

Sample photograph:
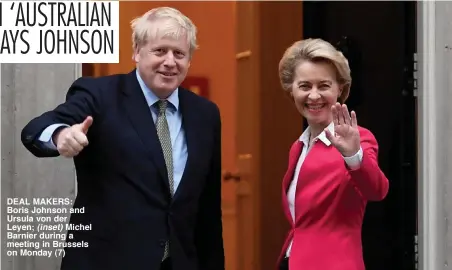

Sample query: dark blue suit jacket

[21,70,224,270]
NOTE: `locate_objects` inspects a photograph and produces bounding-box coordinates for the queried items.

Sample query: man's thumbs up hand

[54,116,93,158]
[79,116,93,134]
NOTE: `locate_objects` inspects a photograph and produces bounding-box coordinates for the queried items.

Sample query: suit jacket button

[160,240,166,247]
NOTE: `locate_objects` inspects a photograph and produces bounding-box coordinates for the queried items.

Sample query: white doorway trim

[417,1,445,270]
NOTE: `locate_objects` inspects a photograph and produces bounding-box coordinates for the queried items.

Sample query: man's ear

[133,46,140,63]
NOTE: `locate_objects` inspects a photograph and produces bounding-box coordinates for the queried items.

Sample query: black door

[303,2,417,270]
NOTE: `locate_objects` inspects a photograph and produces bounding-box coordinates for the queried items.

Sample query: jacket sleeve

[20,77,102,158]
[194,104,225,270]
[348,128,389,201]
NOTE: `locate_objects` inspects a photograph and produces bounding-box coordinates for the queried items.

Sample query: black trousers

[161,258,171,270]
[279,257,289,270]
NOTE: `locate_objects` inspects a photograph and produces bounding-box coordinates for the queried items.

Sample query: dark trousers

[161,258,171,270]
[279,257,289,270]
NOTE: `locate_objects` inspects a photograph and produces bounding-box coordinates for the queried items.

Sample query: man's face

[134,29,191,98]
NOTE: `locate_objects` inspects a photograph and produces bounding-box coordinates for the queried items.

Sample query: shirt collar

[135,69,179,110]
[299,121,334,146]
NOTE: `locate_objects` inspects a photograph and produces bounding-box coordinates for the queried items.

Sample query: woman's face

[291,60,342,127]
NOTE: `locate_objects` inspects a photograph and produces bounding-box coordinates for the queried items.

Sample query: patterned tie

[156,100,174,261]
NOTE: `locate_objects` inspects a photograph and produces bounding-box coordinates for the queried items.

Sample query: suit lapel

[281,141,303,222]
[120,71,169,189]
[120,75,203,200]
[173,89,199,200]
[283,141,303,192]
[293,142,334,225]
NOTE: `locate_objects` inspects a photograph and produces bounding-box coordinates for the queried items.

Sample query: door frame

[417,1,445,270]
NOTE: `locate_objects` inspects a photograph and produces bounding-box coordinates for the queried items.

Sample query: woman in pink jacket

[277,38,389,270]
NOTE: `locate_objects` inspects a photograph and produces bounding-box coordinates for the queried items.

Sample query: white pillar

[418,1,452,269]
[1,63,81,270]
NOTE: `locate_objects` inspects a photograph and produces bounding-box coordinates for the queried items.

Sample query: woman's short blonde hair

[130,7,198,56]
[278,38,352,103]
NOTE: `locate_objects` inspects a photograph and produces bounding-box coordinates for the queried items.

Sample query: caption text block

[0,1,120,63]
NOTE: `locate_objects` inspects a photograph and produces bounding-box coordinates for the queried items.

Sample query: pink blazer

[277,126,389,270]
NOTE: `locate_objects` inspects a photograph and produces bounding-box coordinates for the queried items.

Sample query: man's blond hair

[131,7,198,56]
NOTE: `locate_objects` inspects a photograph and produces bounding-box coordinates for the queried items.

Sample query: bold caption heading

[0,1,119,63]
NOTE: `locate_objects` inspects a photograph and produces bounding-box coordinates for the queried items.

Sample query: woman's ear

[338,84,346,103]
[285,90,294,102]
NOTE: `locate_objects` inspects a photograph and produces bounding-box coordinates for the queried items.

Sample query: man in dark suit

[20,7,224,270]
